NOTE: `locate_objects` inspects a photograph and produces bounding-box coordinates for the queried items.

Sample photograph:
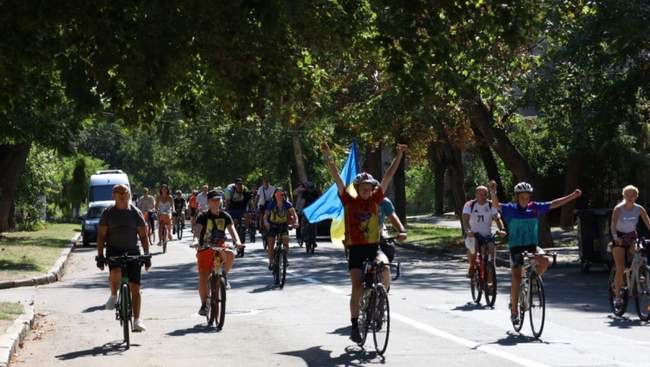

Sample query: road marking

[294,270,550,367]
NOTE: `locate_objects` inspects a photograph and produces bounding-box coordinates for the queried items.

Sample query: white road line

[295,270,550,367]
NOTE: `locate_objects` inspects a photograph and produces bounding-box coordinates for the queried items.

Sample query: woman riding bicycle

[263,187,298,270]
[155,184,175,246]
[610,185,650,307]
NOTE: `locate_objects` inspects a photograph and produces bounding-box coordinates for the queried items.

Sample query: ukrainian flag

[303,142,358,247]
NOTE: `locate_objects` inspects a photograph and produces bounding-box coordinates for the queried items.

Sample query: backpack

[470,199,492,212]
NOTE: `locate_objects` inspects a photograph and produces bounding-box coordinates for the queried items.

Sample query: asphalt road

[4,227,650,367]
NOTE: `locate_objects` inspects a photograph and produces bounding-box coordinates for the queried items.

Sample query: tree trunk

[363,144,383,179]
[428,142,447,215]
[440,133,465,233]
[473,128,507,202]
[291,132,308,183]
[393,152,407,224]
[465,99,538,182]
[0,143,31,232]
[560,150,583,228]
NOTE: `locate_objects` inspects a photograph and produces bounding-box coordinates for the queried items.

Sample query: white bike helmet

[353,172,376,186]
[514,182,534,194]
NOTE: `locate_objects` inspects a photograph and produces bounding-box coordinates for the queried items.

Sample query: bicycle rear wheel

[120,283,131,348]
[470,266,482,304]
[528,273,546,338]
[357,289,373,347]
[512,285,525,332]
[217,274,227,329]
[273,247,280,285]
[207,274,217,326]
[609,267,628,316]
[372,285,390,355]
[176,217,183,240]
[484,262,497,307]
[634,265,650,321]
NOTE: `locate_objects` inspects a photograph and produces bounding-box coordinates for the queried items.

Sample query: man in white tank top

[462,185,506,278]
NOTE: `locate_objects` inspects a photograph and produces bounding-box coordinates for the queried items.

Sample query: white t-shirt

[257,185,276,208]
[462,200,500,236]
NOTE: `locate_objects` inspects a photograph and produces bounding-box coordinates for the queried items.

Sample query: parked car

[80,202,111,246]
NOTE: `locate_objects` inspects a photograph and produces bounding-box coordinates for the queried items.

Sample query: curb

[0,233,80,290]
[0,302,35,367]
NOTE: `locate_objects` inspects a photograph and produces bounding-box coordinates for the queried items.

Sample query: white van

[81,170,130,246]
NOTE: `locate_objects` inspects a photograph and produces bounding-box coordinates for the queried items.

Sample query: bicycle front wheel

[217,274,227,329]
[484,262,497,308]
[609,267,628,316]
[177,218,183,240]
[634,265,650,321]
[280,249,287,289]
[207,274,217,326]
[121,283,131,348]
[372,285,390,355]
[529,273,546,339]
[470,267,482,304]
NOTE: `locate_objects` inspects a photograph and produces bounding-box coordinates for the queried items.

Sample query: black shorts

[509,245,542,268]
[267,224,289,239]
[106,248,143,285]
[347,244,380,271]
[190,207,197,217]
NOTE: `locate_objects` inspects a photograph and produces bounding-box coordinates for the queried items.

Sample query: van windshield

[89,185,115,202]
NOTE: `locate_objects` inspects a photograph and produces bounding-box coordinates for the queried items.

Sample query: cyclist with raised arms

[263,187,298,270]
[462,185,506,278]
[489,180,581,326]
[610,185,650,307]
[193,190,243,316]
[321,142,407,343]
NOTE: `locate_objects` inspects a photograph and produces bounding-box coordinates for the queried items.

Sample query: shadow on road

[82,305,105,313]
[489,331,551,346]
[605,315,649,329]
[55,341,136,360]
[451,302,491,312]
[329,325,351,337]
[278,345,384,367]
[166,323,219,336]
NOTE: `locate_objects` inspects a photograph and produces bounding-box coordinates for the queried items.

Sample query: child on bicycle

[610,185,650,307]
[489,180,581,326]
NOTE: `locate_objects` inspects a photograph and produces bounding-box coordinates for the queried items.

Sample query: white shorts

[465,237,476,254]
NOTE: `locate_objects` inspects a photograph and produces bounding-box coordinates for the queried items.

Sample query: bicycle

[107,254,151,349]
[173,211,184,240]
[608,237,650,321]
[357,257,401,355]
[469,233,498,307]
[234,218,246,258]
[511,251,556,339]
[269,225,293,288]
[191,243,228,329]
[160,218,168,254]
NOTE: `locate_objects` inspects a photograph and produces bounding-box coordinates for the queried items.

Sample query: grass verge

[0,223,78,282]
[404,223,464,250]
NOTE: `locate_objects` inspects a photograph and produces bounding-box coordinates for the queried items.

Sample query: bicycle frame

[621,240,649,298]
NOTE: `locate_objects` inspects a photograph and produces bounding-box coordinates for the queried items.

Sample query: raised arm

[488,180,501,211]
[380,144,407,193]
[550,189,582,209]
[321,143,346,194]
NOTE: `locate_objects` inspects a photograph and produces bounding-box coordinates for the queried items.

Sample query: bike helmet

[353,172,376,185]
[514,182,534,194]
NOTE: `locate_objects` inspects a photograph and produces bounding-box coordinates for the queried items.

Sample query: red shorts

[197,248,216,273]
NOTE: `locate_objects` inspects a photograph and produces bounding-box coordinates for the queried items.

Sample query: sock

[351,318,358,328]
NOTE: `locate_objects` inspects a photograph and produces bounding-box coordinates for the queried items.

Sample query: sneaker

[105,295,117,310]
[133,319,146,332]
[350,325,362,343]
[510,314,520,326]
[198,305,208,316]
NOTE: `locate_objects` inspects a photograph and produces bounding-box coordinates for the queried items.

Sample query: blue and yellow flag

[303,142,358,247]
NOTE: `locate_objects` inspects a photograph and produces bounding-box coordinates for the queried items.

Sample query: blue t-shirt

[500,201,551,249]
[379,198,396,228]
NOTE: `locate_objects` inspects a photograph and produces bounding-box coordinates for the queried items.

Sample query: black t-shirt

[99,204,146,252]
[303,190,321,207]
[174,197,186,213]
[196,210,233,246]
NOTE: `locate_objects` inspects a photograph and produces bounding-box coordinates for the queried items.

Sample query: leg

[198,271,210,305]
[109,268,121,296]
[266,236,276,263]
[510,267,522,316]
[221,251,235,274]
[282,234,290,252]
[158,220,163,243]
[166,218,172,240]
[534,254,550,276]
[349,269,364,319]
[376,252,391,290]
[130,282,142,319]
[613,246,626,296]
[468,252,477,274]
